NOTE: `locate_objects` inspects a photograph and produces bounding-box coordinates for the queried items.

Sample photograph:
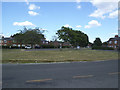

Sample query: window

[13,40,16,43]
[109,41,112,44]
[13,44,17,46]
[4,40,7,43]
[114,40,117,44]
[22,45,25,46]
[109,46,111,47]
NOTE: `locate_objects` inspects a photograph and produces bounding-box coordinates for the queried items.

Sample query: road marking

[108,72,120,75]
[73,75,94,79]
[26,78,52,83]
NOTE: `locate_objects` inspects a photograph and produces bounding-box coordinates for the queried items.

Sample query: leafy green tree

[12,33,24,48]
[93,38,102,46]
[12,27,45,48]
[23,29,45,48]
[56,26,89,47]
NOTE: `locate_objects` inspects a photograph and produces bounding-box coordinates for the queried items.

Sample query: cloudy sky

[2,0,118,43]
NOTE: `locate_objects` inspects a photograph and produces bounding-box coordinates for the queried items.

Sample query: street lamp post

[60,43,62,51]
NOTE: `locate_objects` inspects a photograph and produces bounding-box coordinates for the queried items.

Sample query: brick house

[49,41,72,48]
[0,36,48,47]
[107,35,120,49]
[49,41,60,48]
[0,36,13,46]
[0,36,72,48]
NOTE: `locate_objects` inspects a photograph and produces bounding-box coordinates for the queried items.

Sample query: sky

[1,0,118,43]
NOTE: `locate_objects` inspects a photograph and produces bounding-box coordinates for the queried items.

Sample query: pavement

[2,60,119,88]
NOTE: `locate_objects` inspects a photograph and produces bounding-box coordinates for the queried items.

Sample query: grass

[2,48,118,63]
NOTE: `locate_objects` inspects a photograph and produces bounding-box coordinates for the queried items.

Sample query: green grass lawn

[2,48,118,63]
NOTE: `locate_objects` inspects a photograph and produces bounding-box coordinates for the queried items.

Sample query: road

[2,60,118,88]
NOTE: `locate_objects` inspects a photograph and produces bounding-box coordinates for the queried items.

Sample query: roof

[108,37,120,41]
[0,37,13,40]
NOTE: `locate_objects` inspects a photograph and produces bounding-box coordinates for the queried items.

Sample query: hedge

[2,46,25,49]
[2,45,71,49]
[92,46,114,50]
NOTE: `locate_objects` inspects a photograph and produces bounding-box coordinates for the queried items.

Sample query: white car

[25,46,32,49]
[77,46,80,49]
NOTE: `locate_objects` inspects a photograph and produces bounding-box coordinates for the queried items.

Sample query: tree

[23,29,45,48]
[12,33,24,48]
[93,38,102,46]
[12,27,45,48]
[56,26,89,47]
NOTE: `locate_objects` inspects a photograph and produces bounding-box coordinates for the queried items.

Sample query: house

[0,36,13,46]
[107,35,120,49]
[62,42,71,47]
[49,41,72,48]
[49,41,61,48]
[0,36,48,48]
[0,36,72,48]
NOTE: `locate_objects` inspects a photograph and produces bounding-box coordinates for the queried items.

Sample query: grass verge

[2,48,118,63]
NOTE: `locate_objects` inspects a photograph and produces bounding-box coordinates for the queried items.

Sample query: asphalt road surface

[2,60,119,88]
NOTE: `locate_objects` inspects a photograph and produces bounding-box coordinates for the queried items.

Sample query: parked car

[25,46,32,49]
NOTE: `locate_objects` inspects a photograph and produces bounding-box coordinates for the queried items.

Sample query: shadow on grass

[2,59,104,64]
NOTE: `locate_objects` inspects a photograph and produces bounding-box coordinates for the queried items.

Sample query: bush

[2,46,10,49]
[92,46,114,50]
[41,45,55,48]
[2,46,25,49]
[62,46,71,48]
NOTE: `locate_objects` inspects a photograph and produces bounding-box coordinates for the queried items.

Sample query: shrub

[41,45,55,48]
[92,46,114,50]
[2,46,10,49]
[62,46,71,48]
[2,46,25,49]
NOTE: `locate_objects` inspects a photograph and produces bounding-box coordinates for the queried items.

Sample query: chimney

[115,35,118,38]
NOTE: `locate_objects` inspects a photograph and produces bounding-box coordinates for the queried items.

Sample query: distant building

[107,35,120,49]
[0,36,13,46]
[0,36,48,47]
[0,36,72,48]
[49,41,71,48]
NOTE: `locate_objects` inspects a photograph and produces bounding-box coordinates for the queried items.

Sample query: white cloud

[13,21,35,26]
[89,0,118,19]
[39,28,47,31]
[64,24,72,28]
[108,10,118,18]
[28,11,39,16]
[28,4,40,10]
[85,20,101,28]
[77,5,81,9]
[76,25,82,28]
[1,33,11,37]
[112,33,118,35]
[76,0,81,3]
[25,0,29,5]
